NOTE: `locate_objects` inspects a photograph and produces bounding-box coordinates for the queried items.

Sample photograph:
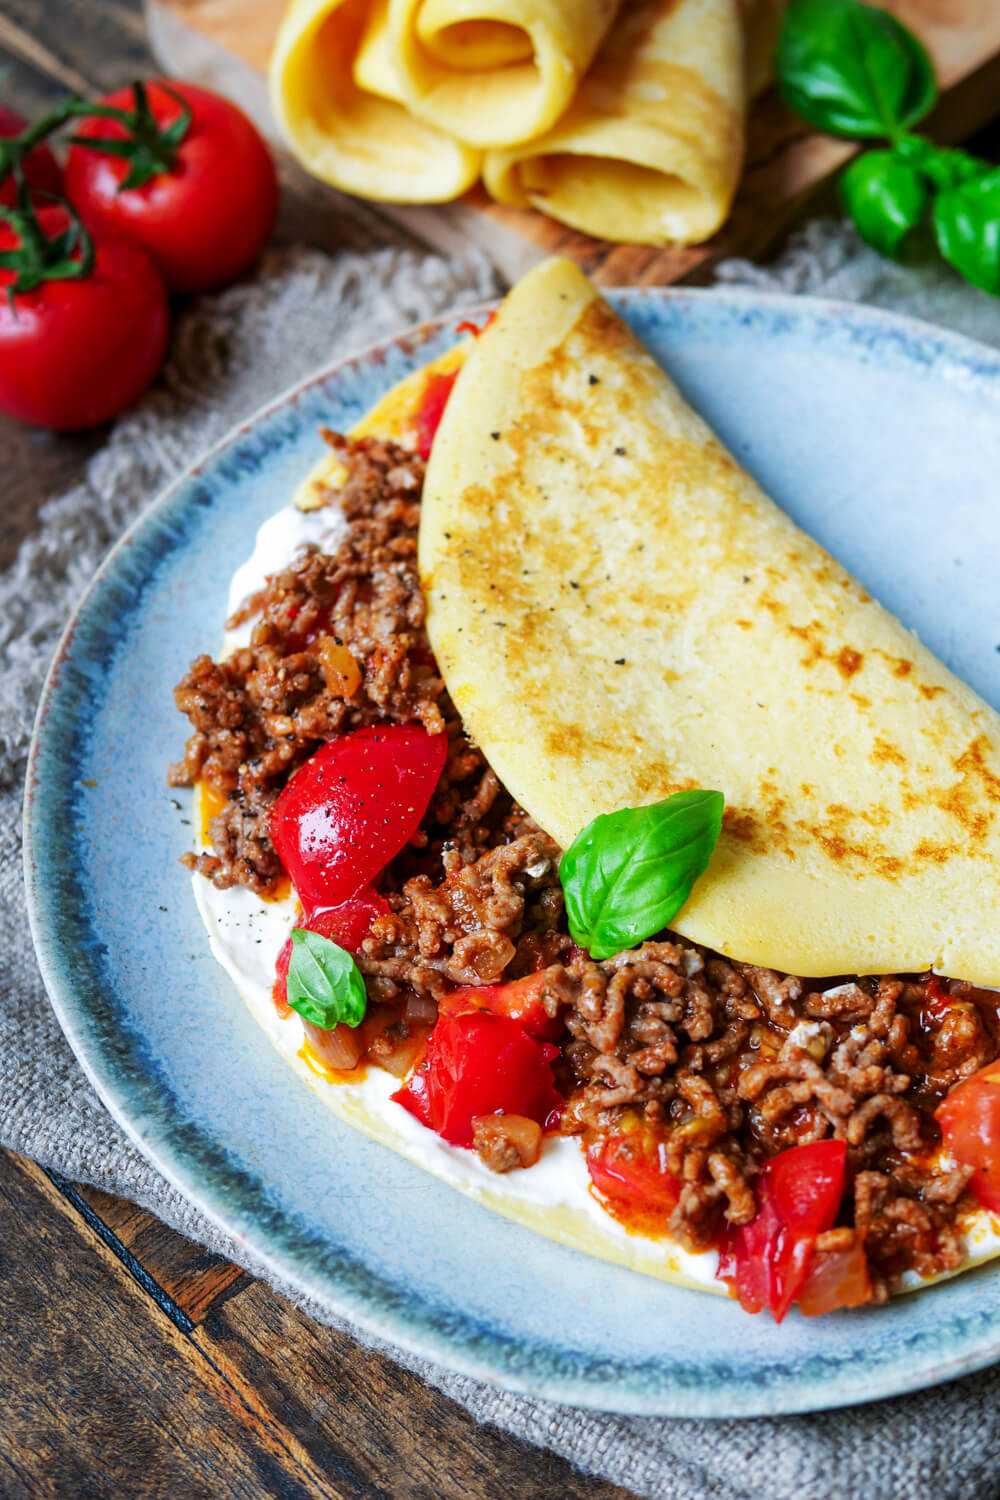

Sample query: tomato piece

[64,81,277,292]
[936,1063,1000,1213]
[272,885,389,1010]
[716,1139,847,1323]
[393,1010,562,1148]
[270,725,447,908]
[438,970,564,1041]
[413,370,458,459]
[797,1239,871,1317]
[0,108,63,207]
[587,1133,680,1218]
[0,205,168,429]
[454,310,497,337]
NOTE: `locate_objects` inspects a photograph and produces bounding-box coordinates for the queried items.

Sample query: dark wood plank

[5,1155,634,1500]
[0,0,152,97]
[0,1152,348,1500]
[197,1278,633,1500]
[74,1182,249,1323]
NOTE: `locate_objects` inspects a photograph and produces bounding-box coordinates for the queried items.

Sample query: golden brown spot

[913,841,951,865]
[919,684,945,700]
[834,646,863,678]
[954,735,1000,804]
[871,737,906,768]
[735,619,752,630]
[850,693,872,710]
[817,833,848,862]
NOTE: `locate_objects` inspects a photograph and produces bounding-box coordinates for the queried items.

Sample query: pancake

[482,0,750,246]
[419,257,1000,985]
[178,284,1000,1316]
[380,0,625,149]
[269,0,481,202]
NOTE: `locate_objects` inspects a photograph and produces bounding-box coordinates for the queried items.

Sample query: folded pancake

[190,314,1000,1308]
[482,0,748,246]
[420,257,1000,985]
[269,0,481,202]
[381,0,625,149]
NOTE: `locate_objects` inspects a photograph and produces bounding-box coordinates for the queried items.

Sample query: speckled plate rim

[23,286,1000,1418]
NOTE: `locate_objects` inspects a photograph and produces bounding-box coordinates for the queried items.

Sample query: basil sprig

[559,790,724,963]
[777,0,1000,296]
[286,929,367,1030]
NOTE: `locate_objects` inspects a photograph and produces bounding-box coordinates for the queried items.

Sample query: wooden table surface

[2,4,999,1496]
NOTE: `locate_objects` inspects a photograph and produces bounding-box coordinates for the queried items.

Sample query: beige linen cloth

[5,229,1000,1500]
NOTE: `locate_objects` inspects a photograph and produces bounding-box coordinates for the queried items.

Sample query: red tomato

[936,1063,1000,1213]
[0,108,63,207]
[716,1139,847,1323]
[272,886,390,1010]
[270,725,447,909]
[438,970,564,1041]
[64,81,277,293]
[0,206,168,429]
[587,1133,681,1218]
[393,1010,562,1148]
[413,369,458,459]
[796,1239,871,1317]
[454,310,497,337]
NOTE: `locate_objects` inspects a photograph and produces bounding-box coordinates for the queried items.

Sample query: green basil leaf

[933,167,1000,296]
[894,137,987,192]
[286,929,368,1030]
[840,150,928,258]
[559,790,725,963]
[777,0,937,140]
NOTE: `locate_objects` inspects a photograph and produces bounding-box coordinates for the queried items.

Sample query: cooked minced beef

[172,431,1000,1302]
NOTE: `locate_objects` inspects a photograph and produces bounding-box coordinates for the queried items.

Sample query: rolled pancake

[420,258,1000,984]
[269,0,481,202]
[380,0,625,149]
[483,0,748,246]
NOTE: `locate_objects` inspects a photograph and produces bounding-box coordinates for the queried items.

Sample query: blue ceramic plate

[25,289,1000,1417]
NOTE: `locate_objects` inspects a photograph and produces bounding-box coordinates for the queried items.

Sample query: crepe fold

[269,0,481,202]
[484,0,751,246]
[369,0,625,149]
[420,258,1000,986]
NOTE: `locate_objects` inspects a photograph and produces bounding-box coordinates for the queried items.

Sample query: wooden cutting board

[147,0,1000,285]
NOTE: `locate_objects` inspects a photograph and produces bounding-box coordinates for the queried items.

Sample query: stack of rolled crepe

[269,0,785,246]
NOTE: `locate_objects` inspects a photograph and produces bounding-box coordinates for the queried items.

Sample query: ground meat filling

[170,433,447,892]
[172,431,999,1302]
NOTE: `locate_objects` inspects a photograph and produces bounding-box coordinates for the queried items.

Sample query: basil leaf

[286,929,368,1030]
[933,167,1000,297]
[560,790,725,963]
[894,137,986,193]
[777,0,937,140]
[840,151,928,258]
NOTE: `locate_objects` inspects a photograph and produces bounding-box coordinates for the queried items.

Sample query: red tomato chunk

[587,1133,680,1218]
[437,970,564,1041]
[269,724,447,909]
[393,1010,562,1148]
[716,1139,847,1322]
[936,1063,1000,1214]
[413,370,458,459]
